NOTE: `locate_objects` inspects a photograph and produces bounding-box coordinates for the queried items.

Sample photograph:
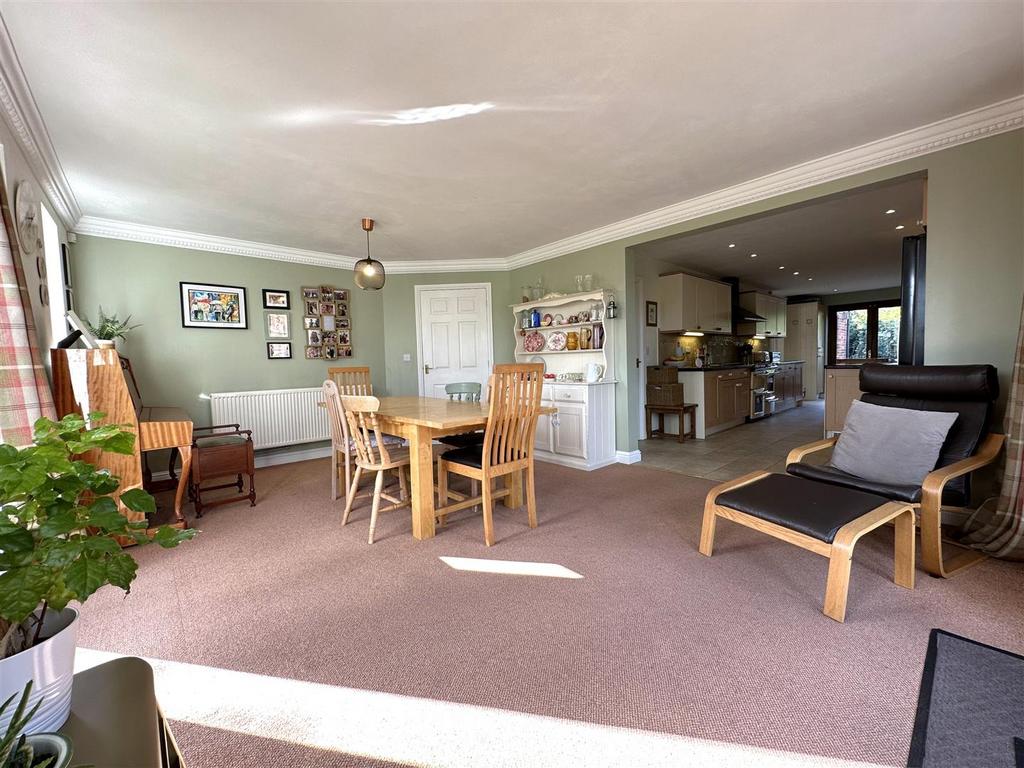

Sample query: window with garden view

[829,300,901,364]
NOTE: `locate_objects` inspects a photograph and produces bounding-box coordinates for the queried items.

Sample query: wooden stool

[188,425,256,518]
[645,403,697,442]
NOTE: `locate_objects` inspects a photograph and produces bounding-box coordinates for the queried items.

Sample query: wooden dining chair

[436,363,544,546]
[439,381,485,450]
[327,366,372,395]
[339,394,412,544]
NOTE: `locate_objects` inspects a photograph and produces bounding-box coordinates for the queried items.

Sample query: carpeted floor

[75,459,1024,767]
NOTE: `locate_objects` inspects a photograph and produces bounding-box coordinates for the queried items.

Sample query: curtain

[959,297,1024,559]
[0,179,55,447]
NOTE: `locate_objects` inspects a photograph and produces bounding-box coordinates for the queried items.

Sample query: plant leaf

[152,526,196,548]
[64,554,109,601]
[105,552,138,591]
[0,566,51,625]
[38,508,79,538]
[120,488,156,514]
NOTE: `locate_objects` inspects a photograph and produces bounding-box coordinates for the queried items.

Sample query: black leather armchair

[786,364,1005,578]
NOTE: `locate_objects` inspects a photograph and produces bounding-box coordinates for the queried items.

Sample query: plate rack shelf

[511,289,613,379]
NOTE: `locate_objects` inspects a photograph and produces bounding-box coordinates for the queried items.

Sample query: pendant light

[354,217,385,290]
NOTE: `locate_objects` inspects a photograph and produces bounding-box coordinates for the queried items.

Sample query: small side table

[645,403,698,443]
[188,424,256,518]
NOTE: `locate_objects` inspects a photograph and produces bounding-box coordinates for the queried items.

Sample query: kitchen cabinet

[825,368,862,436]
[705,368,751,428]
[657,273,731,334]
[738,292,787,337]
[534,382,616,470]
[774,362,804,412]
[786,302,824,398]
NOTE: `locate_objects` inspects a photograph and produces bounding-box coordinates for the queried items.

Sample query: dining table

[369,396,556,540]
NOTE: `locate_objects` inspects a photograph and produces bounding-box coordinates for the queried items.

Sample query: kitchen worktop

[826,361,896,369]
[666,362,753,371]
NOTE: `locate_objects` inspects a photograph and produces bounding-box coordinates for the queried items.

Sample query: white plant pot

[0,607,78,735]
[96,339,116,349]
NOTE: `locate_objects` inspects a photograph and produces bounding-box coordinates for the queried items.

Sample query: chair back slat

[340,394,393,468]
[482,364,543,469]
[322,380,350,450]
[328,366,373,396]
[445,382,482,402]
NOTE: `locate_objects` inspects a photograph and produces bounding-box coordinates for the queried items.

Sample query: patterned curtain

[959,297,1024,559]
[0,180,55,447]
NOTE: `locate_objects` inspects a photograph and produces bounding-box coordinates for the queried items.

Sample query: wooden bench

[645,403,697,442]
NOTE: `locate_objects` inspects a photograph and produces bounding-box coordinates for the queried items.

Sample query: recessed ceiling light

[778,266,785,270]
[833,288,839,292]
[895,225,905,230]
[750,253,757,258]
[728,243,736,248]
[885,209,896,215]
[793,271,800,275]
[807,278,813,281]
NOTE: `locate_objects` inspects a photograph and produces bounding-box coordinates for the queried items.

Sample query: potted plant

[0,414,195,734]
[85,308,139,349]
[1,682,73,768]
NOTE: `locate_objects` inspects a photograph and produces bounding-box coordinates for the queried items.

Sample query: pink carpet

[75,459,1024,767]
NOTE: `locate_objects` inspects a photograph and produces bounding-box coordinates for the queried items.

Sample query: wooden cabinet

[774,362,804,413]
[657,273,731,334]
[738,292,787,337]
[535,383,615,470]
[786,302,823,398]
[825,368,862,435]
[705,369,751,427]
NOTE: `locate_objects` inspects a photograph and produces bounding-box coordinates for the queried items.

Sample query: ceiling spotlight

[728,243,736,248]
[750,253,757,258]
[778,266,785,270]
[833,289,839,292]
[885,209,896,215]
[895,225,905,230]
[793,271,800,275]
[807,278,813,281]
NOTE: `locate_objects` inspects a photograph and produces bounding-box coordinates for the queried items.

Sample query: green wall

[70,236,387,425]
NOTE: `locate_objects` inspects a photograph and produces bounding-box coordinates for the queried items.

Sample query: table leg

[506,469,523,509]
[173,445,192,527]
[409,426,436,540]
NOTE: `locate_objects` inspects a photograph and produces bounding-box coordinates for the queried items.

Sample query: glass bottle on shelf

[575,274,584,292]
[583,274,593,291]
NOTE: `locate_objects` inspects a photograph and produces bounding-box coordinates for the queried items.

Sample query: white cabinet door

[535,401,554,453]
[656,274,683,331]
[711,280,732,333]
[553,403,587,458]
[774,297,788,337]
[679,273,699,330]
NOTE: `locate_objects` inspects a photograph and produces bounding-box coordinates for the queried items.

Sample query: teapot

[585,362,605,383]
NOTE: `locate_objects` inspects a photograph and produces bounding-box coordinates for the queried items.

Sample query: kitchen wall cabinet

[824,368,862,436]
[534,382,616,470]
[738,292,787,337]
[657,273,731,334]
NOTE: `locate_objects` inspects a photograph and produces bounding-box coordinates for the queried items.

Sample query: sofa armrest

[786,437,838,467]
[921,432,1005,504]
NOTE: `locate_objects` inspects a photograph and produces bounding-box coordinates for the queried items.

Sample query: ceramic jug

[585,363,605,383]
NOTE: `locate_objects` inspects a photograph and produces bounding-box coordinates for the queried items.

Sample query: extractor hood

[734,305,766,322]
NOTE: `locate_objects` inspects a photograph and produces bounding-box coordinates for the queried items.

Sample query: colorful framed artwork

[265,311,290,339]
[262,289,290,309]
[180,282,247,329]
[267,342,291,359]
[646,301,658,327]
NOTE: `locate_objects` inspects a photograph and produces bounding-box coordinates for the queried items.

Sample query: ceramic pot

[0,607,78,735]
[23,733,73,768]
[96,339,115,349]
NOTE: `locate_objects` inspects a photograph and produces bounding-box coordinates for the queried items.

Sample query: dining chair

[436,363,544,546]
[438,381,485,450]
[327,366,372,395]
[339,394,413,544]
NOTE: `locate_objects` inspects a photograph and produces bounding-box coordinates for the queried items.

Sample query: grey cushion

[831,399,958,486]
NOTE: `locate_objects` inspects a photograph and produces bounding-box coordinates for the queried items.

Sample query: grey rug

[908,628,1024,767]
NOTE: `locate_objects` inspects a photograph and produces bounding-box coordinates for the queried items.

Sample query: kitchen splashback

[659,332,784,366]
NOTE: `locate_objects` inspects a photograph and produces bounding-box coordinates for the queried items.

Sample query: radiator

[209,387,328,450]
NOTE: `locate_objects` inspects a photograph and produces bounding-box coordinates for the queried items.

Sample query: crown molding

[74,94,1023,274]
[0,16,81,229]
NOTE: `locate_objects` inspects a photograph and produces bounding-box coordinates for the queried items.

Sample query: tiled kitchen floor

[638,399,828,481]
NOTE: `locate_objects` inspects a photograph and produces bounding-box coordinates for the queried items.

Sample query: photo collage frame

[302,286,352,360]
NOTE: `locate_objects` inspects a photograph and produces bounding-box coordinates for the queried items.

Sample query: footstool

[699,472,915,622]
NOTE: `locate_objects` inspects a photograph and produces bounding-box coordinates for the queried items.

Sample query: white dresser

[535,380,617,470]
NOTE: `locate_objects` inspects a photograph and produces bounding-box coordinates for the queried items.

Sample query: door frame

[634,277,646,438]
[414,282,495,397]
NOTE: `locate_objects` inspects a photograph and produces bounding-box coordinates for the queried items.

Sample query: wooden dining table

[370,396,555,540]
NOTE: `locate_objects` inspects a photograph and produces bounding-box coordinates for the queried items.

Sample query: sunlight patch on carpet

[440,556,583,579]
[76,648,878,768]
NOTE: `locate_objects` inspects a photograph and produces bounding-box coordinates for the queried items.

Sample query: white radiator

[209,387,328,450]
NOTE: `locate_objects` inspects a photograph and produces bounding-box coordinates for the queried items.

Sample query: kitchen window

[827,300,901,365]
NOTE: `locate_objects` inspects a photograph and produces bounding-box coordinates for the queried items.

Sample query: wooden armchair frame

[700,471,915,623]
[785,432,1006,578]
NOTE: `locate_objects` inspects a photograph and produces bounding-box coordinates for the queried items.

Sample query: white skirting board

[615,450,642,464]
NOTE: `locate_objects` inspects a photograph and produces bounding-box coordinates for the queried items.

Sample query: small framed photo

[321,315,336,331]
[319,302,335,315]
[266,342,291,359]
[646,301,658,327]
[303,316,320,330]
[304,345,322,360]
[304,300,319,316]
[301,287,319,301]
[321,330,337,345]
[338,330,351,345]
[265,311,290,339]
[181,282,247,329]
[336,304,348,318]
[262,289,290,309]
[319,286,334,300]
[336,317,350,330]
[307,329,322,345]
[333,289,348,302]
[337,345,353,358]
[323,344,338,360]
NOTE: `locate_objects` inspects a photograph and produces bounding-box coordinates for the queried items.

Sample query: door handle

[635,357,641,368]
[424,364,432,375]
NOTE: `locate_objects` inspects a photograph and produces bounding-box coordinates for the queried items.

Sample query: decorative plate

[524,331,545,353]
[541,313,554,327]
[529,355,547,374]
[553,313,564,325]
[547,331,567,351]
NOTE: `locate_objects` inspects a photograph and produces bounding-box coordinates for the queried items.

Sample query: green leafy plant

[0,414,195,659]
[84,308,139,341]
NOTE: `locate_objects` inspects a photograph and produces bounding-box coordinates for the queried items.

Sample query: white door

[415,284,494,398]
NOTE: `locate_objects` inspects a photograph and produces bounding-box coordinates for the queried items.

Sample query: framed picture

[266,342,291,359]
[319,302,335,315]
[265,311,290,339]
[304,345,323,360]
[304,300,319,316]
[336,304,348,318]
[338,330,351,345]
[306,329,322,345]
[303,316,320,330]
[321,330,337,345]
[321,315,336,331]
[337,345,353,358]
[301,287,319,300]
[323,344,338,360]
[646,301,658,327]
[180,282,247,329]
[336,317,350,330]
[262,289,290,309]
[333,289,349,302]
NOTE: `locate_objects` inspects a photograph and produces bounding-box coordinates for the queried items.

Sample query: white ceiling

[2,2,1021,263]
[633,176,925,296]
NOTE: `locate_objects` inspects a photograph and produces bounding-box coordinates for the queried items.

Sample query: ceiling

[1,3,1021,263]
[633,176,925,296]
